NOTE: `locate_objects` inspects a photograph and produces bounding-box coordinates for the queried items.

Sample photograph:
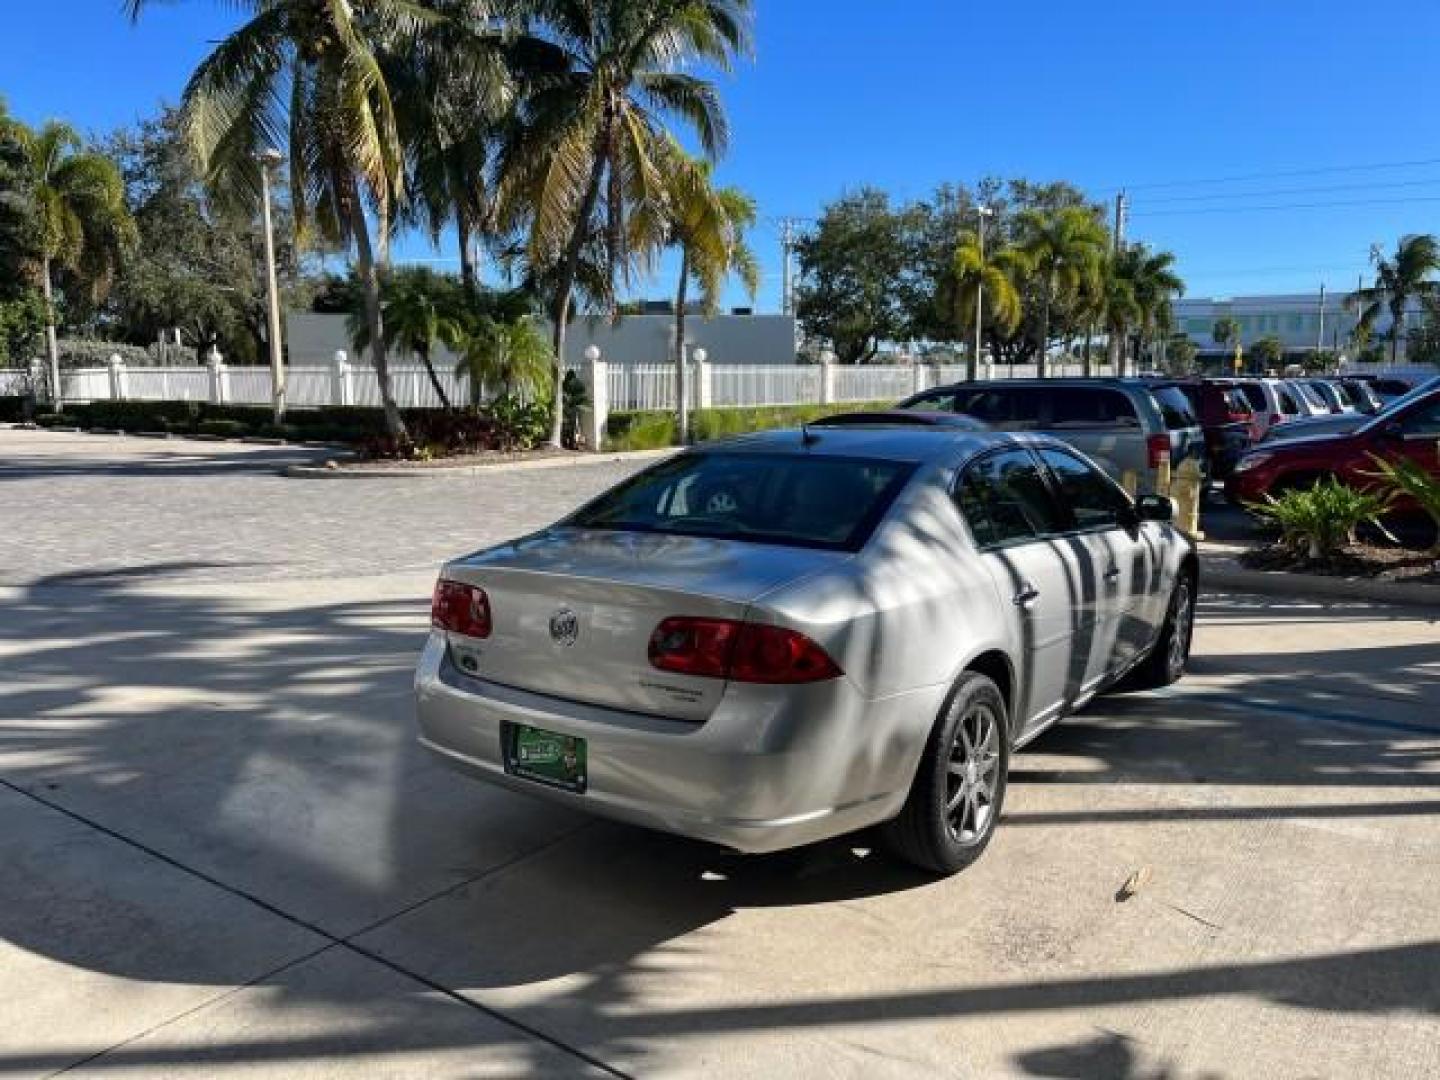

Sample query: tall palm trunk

[548,142,609,449]
[1082,322,1095,378]
[674,250,689,444]
[349,185,407,442]
[457,217,476,294]
[41,258,61,409]
[1391,301,1404,364]
[418,345,452,411]
[1037,278,1053,379]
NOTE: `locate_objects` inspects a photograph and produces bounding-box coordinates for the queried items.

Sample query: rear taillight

[649,617,842,684]
[431,579,491,638]
[1146,434,1171,470]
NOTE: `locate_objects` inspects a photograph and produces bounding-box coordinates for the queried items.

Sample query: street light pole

[257,148,286,424]
[971,205,994,382]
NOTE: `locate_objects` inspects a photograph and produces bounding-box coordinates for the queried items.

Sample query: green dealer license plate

[504,723,587,793]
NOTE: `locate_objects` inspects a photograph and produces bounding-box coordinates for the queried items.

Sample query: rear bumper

[414,633,938,853]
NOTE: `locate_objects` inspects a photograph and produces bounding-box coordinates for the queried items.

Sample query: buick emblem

[548,608,579,647]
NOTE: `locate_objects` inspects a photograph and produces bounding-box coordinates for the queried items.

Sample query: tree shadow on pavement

[0,575,1437,1076]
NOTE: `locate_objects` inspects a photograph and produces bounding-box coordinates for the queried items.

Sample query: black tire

[880,672,1010,875]
[1128,572,1196,690]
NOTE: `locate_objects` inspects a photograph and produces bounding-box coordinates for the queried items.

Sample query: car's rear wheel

[881,672,1010,875]
[1128,573,1195,690]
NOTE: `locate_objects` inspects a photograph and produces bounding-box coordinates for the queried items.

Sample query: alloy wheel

[945,702,1001,846]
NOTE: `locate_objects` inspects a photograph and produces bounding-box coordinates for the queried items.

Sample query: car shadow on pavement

[1,576,1437,1075]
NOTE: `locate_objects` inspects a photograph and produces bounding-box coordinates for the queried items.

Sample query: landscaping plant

[1366,454,1440,554]
[1247,478,1394,561]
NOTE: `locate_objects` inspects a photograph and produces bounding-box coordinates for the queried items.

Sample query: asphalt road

[2,429,1438,1079]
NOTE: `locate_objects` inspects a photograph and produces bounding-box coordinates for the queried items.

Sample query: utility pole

[1110,191,1128,375]
[257,148,286,424]
[971,205,994,382]
[779,218,798,317]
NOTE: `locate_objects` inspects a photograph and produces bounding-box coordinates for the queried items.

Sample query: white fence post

[693,349,713,410]
[911,361,929,395]
[581,345,608,451]
[819,351,836,404]
[206,348,228,404]
[107,355,127,401]
[332,350,353,407]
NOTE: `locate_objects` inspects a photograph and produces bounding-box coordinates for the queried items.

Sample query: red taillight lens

[648,617,842,684]
[431,579,491,638]
[1146,434,1171,470]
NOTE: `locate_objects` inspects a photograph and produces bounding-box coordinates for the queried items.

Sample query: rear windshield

[565,451,917,552]
[1150,386,1200,429]
[1225,389,1253,415]
[1238,383,1267,410]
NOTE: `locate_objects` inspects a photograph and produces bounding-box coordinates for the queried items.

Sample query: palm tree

[453,313,553,405]
[951,229,1023,381]
[1347,234,1440,364]
[349,266,462,410]
[124,0,442,442]
[498,0,753,447]
[5,118,133,404]
[1122,246,1184,373]
[1014,206,1107,378]
[656,150,759,441]
[1212,316,1240,370]
[1086,253,1139,378]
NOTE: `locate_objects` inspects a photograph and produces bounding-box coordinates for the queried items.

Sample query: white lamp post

[256,148,286,423]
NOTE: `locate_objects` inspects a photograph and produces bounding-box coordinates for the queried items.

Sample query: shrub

[55,339,149,367]
[1247,478,1394,560]
[0,395,32,422]
[197,419,247,437]
[1366,454,1440,553]
[605,400,893,451]
[34,413,66,426]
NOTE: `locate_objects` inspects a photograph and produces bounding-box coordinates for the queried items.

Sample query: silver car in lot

[416,427,1198,874]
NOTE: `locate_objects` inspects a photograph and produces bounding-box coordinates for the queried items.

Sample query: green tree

[1118,245,1184,373]
[100,108,318,364]
[125,0,440,441]
[499,0,753,447]
[1247,334,1284,373]
[1347,234,1440,364]
[1212,316,1240,369]
[795,189,911,364]
[1093,254,1140,377]
[1014,206,1107,377]
[657,149,759,440]
[453,310,553,405]
[950,228,1023,380]
[349,266,464,410]
[3,117,134,402]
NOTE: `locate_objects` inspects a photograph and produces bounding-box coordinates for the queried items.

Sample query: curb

[283,448,677,479]
[2,424,352,454]
[1201,550,1440,609]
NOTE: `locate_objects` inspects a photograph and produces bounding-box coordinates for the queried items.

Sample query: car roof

[697,425,1060,465]
[918,377,1145,392]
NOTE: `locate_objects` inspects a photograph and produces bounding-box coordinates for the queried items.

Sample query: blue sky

[6,1,1440,312]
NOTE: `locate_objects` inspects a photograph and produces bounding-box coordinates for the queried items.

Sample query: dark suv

[897,378,1207,494]
[1153,379,1260,479]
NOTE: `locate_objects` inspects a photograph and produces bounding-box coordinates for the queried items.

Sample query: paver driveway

[1,428,1438,1079]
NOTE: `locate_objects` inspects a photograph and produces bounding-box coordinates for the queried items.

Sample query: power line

[1138,175,1440,206]
[1093,155,1440,196]
[1132,193,1440,218]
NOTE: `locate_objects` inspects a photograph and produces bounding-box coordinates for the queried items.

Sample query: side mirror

[1135,494,1176,523]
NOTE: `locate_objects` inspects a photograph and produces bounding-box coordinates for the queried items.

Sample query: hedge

[0,395,32,422]
[605,401,894,451]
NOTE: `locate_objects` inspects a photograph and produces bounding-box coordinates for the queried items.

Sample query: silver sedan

[415,426,1197,874]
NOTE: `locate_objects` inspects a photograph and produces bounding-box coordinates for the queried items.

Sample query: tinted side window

[1398,400,1440,435]
[1152,387,1199,430]
[1239,384,1267,411]
[901,390,959,412]
[951,388,1044,429]
[1050,388,1140,428]
[1277,388,1300,415]
[1037,448,1133,531]
[955,450,1065,549]
[1225,390,1253,416]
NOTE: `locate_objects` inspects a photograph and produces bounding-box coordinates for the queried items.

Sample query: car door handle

[1103,565,1122,585]
[1013,584,1040,608]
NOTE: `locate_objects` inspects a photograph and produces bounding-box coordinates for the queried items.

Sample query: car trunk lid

[439,529,847,721]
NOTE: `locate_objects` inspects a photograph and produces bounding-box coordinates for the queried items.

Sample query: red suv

[1227,388,1440,508]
